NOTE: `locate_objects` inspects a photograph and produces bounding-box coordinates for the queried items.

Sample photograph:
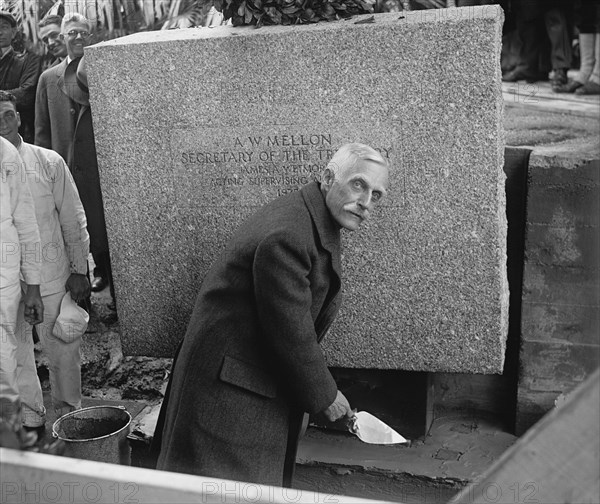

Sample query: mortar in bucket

[52,405,132,464]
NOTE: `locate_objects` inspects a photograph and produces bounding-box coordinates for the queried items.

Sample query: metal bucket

[52,405,132,465]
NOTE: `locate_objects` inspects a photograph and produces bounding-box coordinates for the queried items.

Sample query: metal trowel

[349,411,408,445]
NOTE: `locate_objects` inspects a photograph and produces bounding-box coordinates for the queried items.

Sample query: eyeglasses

[64,29,91,40]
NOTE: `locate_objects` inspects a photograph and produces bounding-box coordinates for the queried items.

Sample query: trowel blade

[353,411,408,445]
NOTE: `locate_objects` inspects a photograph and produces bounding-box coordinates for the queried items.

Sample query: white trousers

[578,33,600,85]
[0,282,28,424]
[16,288,83,424]
[1,284,82,427]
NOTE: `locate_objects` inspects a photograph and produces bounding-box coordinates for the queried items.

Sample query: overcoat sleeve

[253,230,338,415]
[34,73,51,149]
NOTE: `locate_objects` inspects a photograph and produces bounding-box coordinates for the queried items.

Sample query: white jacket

[0,136,41,289]
[17,138,89,296]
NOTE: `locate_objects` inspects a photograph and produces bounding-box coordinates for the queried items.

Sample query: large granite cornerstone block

[86,6,508,372]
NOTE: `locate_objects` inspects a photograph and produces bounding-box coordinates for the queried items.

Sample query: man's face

[40,23,67,59]
[0,19,16,49]
[0,101,21,144]
[61,20,90,59]
[324,159,389,231]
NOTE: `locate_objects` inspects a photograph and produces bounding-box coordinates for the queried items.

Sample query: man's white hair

[326,143,387,179]
[61,13,91,32]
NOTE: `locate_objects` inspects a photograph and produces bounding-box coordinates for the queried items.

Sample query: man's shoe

[502,68,542,83]
[575,81,600,95]
[553,79,583,93]
[550,68,568,86]
[91,276,108,292]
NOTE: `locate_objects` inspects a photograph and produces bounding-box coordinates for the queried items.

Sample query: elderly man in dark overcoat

[153,143,390,486]
[35,13,114,304]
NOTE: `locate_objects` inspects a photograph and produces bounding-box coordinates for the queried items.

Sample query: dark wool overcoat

[34,59,76,162]
[153,181,342,486]
[34,58,109,257]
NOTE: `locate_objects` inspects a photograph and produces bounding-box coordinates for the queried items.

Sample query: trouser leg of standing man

[1,282,46,428]
[503,0,544,82]
[576,33,600,94]
[16,288,82,421]
[575,1,600,95]
[91,250,108,293]
[591,34,600,85]
[91,249,115,304]
[545,3,572,88]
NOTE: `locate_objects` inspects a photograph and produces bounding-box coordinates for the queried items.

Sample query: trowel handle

[348,409,359,433]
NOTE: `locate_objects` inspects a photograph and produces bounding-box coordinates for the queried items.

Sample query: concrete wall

[516,145,600,435]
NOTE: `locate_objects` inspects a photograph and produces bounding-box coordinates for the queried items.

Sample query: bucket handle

[51,406,128,438]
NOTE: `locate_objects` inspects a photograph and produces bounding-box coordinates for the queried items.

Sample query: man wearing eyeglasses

[0,10,41,143]
[35,13,90,163]
[35,14,115,308]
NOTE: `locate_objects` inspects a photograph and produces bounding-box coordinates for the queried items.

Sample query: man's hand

[323,390,353,422]
[65,273,90,302]
[23,284,44,325]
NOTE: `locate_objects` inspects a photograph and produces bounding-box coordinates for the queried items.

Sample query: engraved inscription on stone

[171,126,399,207]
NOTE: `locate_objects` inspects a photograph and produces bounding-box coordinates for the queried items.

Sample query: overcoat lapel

[301,182,342,341]
[301,182,341,279]
[55,60,70,98]
[56,59,82,112]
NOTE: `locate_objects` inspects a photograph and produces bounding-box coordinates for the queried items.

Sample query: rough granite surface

[85,6,508,372]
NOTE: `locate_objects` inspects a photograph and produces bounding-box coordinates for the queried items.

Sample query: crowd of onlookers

[1,10,113,297]
[1,10,113,447]
[501,0,600,95]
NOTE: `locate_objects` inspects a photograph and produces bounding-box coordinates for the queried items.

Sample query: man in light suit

[35,13,114,305]
[0,136,43,432]
[153,143,390,487]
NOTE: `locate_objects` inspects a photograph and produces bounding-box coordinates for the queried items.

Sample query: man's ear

[321,168,335,190]
[16,111,21,128]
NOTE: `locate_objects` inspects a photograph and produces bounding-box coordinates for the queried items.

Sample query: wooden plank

[449,368,600,504]
[0,448,396,504]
